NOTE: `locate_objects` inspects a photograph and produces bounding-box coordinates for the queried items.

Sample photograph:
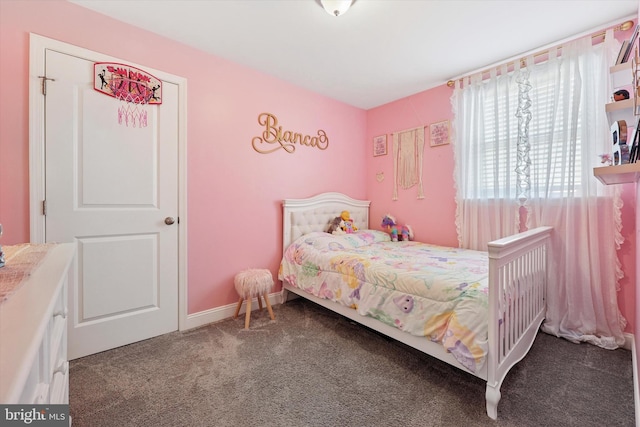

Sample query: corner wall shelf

[605,98,635,113]
[593,163,640,185]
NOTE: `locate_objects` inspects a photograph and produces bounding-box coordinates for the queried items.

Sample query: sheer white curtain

[526,30,626,348]
[451,29,626,349]
[451,64,521,250]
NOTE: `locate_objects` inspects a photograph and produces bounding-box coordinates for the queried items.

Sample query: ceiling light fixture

[320,0,353,17]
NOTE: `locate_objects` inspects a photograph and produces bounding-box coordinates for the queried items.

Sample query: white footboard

[485,226,552,419]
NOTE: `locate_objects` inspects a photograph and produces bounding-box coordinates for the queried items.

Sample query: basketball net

[109,77,152,128]
[116,91,149,128]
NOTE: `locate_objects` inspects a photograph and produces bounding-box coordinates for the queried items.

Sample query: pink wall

[365,85,458,247]
[364,56,637,334]
[0,0,367,314]
[636,0,640,404]
[0,0,636,335]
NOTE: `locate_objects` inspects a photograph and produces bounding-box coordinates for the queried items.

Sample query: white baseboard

[625,332,635,351]
[629,333,640,427]
[182,291,283,331]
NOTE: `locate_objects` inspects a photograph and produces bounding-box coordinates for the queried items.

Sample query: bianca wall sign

[252,112,329,154]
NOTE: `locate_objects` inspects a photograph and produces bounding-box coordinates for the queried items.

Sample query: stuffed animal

[327,217,346,235]
[381,214,414,242]
[340,210,357,233]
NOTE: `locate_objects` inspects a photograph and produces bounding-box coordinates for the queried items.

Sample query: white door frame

[28,33,189,332]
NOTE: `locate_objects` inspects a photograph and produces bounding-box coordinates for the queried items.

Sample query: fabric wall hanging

[392,126,425,200]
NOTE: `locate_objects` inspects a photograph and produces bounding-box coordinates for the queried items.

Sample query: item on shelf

[611,120,629,165]
[616,40,630,65]
[599,153,613,166]
[629,140,639,164]
[622,25,640,64]
[629,117,640,164]
[614,89,630,101]
[621,144,630,164]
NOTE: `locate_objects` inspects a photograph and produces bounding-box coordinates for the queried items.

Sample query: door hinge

[42,200,47,216]
[38,76,55,96]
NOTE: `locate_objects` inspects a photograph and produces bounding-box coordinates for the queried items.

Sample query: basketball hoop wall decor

[94,62,162,128]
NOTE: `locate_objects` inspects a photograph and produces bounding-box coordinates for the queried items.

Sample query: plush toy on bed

[327,217,346,235]
[340,210,357,233]
[381,214,414,242]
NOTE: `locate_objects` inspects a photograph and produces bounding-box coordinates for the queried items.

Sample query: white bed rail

[485,225,552,419]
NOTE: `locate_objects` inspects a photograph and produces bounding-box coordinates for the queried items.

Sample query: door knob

[164,217,175,225]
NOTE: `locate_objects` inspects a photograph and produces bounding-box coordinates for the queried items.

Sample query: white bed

[279,192,552,420]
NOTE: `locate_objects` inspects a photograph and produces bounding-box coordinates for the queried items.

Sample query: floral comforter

[278,230,490,373]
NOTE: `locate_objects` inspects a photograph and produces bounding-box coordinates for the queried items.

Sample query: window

[465,61,587,200]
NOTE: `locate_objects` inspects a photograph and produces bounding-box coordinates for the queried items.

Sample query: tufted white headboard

[282,192,370,255]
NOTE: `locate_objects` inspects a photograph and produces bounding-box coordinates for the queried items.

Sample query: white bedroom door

[44,49,179,360]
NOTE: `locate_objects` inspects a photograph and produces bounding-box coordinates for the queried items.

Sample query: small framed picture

[373,134,387,156]
[430,120,450,147]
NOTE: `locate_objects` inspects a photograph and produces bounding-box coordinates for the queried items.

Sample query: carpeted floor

[69,298,635,427]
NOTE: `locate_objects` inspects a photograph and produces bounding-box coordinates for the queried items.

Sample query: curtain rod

[446,19,635,88]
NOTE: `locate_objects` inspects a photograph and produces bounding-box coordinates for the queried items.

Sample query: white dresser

[0,243,75,404]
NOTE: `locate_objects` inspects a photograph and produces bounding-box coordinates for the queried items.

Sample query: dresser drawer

[49,308,67,376]
[0,243,75,404]
[16,346,47,404]
[49,362,69,404]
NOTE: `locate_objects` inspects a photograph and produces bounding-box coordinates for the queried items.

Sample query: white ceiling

[69,0,638,110]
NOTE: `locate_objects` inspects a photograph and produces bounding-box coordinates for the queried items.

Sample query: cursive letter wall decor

[252,112,329,154]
